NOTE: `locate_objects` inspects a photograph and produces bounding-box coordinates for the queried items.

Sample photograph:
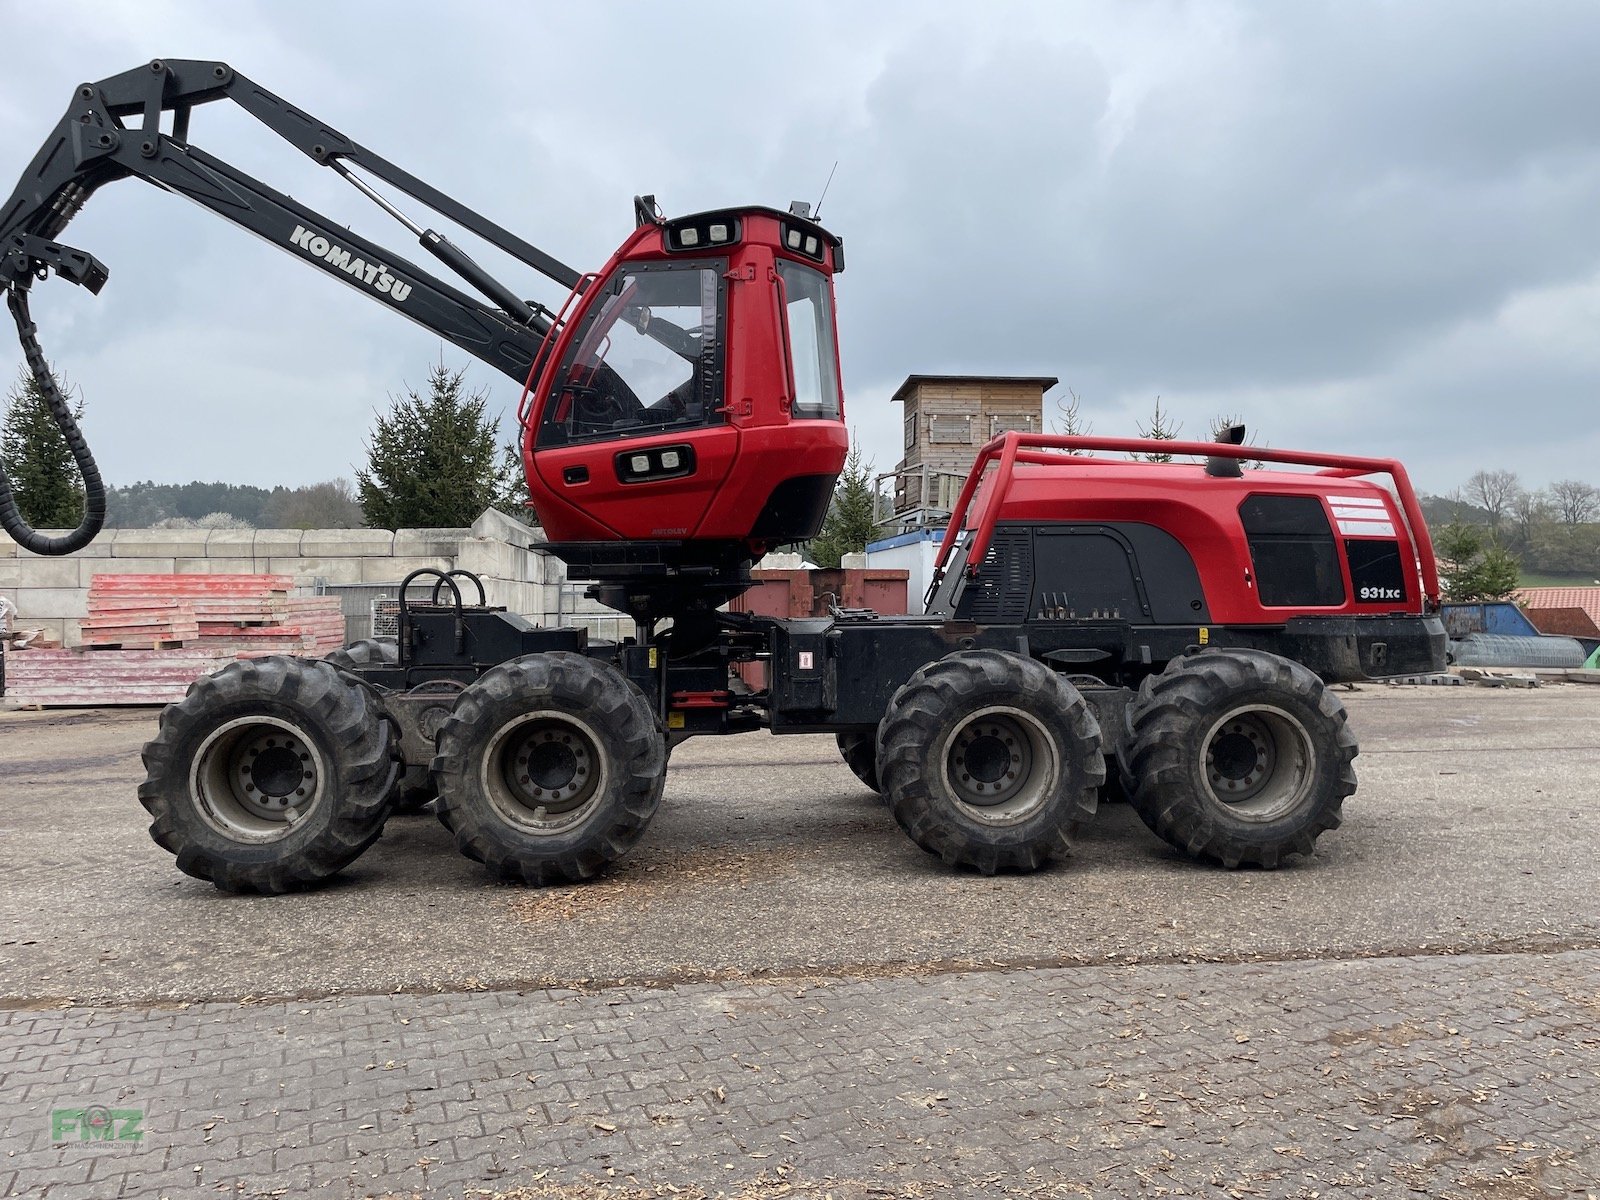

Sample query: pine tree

[1436,521,1520,601]
[494,441,532,518]
[0,367,84,528]
[1133,397,1180,462]
[357,362,502,529]
[810,443,877,569]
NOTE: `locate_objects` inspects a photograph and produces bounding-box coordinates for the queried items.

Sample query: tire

[876,650,1104,874]
[324,636,398,671]
[836,730,882,794]
[1117,648,1357,869]
[324,637,435,814]
[433,652,666,885]
[138,656,398,893]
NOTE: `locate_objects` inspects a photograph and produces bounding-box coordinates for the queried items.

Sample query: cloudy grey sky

[3,0,1599,498]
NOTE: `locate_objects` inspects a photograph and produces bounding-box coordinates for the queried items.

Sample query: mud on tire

[138,656,399,893]
[1117,648,1357,869]
[432,652,666,885]
[876,650,1104,874]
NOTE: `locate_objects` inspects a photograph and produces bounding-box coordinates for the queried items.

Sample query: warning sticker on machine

[797,651,815,670]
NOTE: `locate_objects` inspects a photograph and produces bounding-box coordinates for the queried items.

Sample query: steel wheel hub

[1200,705,1315,821]
[484,712,608,835]
[1206,718,1274,801]
[942,706,1059,825]
[192,717,325,841]
[951,720,1030,806]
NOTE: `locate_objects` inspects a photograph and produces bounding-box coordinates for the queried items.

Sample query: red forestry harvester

[0,61,1445,893]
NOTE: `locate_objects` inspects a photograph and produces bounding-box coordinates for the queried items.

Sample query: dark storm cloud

[2,1,1598,496]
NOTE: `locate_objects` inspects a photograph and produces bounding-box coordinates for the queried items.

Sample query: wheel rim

[1202,704,1315,820]
[942,706,1058,825]
[191,716,326,842]
[481,710,608,835]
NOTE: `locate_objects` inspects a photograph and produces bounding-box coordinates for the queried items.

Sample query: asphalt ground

[2,684,1597,1006]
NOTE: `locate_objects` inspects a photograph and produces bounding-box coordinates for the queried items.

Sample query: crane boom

[0,58,586,553]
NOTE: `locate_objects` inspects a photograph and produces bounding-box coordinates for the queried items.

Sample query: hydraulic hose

[0,284,106,555]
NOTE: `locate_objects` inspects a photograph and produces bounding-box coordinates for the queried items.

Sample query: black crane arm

[0,58,584,554]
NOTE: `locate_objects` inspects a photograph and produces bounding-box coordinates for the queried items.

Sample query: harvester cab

[520,202,847,559]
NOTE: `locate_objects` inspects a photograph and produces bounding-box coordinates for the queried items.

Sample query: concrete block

[469,508,538,544]
[457,538,521,581]
[393,529,466,558]
[173,559,267,575]
[6,557,82,588]
[16,587,88,619]
[840,552,869,570]
[0,560,19,589]
[19,537,111,559]
[299,529,395,557]
[266,557,363,585]
[83,559,178,582]
[252,530,305,555]
[111,530,210,558]
[205,530,257,558]
[360,556,453,585]
[0,531,14,557]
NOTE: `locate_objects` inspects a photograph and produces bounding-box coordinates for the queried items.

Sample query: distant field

[1519,571,1600,588]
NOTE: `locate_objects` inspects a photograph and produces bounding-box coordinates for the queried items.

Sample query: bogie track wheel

[323,637,435,814]
[1117,648,1357,868]
[836,729,883,795]
[138,656,399,893]
[876,650,1104,874]
[433,653,666,885]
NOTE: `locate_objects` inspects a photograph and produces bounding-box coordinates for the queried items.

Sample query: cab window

[777,259,842,420]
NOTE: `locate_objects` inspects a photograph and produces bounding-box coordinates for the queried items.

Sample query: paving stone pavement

[2,949,1597,1199]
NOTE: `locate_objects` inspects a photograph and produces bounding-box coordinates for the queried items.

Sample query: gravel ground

[2,684,1597,1005]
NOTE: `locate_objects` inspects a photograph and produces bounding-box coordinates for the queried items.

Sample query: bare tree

[1465,469,1520,536]
[1548,479,1600,526]
[1507,487,1551,547]
[1052,387,1092,454]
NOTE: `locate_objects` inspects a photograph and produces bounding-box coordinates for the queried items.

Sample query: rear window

[1239,495,1345,607]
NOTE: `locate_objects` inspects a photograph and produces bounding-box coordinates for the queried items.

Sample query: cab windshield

[539,263,722,446]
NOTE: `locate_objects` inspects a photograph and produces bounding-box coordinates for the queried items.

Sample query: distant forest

[1420,470,1600,585]
[105,479,363,530]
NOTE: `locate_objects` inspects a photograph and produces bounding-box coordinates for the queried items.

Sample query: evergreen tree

[0,367,84,528]
[810,443,877,569]
[1436,522,1520,601]
[357,362,502,529]
[1133,397,1180,462]
[494,441,532,519]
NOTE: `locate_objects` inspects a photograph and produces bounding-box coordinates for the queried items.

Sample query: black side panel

[953,526,1032,623]
[750,473,837,542]
[1117,523,1210,622]
[1030,527,1146,620]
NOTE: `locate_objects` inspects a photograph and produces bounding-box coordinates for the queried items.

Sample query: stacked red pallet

[80,575,345,656]
[3,575,348,707]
